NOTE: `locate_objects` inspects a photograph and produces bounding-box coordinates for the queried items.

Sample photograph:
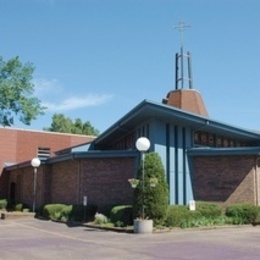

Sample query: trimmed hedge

[110,205,133,227]
[166,202,227,228]
[42,203,97,222]
[225,204,260,224]
[0,199,8,210]
[195,202,222,218]
[43,204,67,220]
[165,205,201,228]
[13,202,30,212]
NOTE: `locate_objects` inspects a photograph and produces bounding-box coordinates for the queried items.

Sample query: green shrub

[43,204,67,220]
[165,205,198,227]
[42,203,98,222]
[13,202,30,212]
[180,215,233,228]
[133,152,169,226]
[225,204,260,224]
[60,205,72,222]
[253,212,260,225]
[0,199,8,209]
[69,204,98,222]
[94,213,108,225]
[110,205,133,227]
[165,204,226,228]
[195,202,222,218]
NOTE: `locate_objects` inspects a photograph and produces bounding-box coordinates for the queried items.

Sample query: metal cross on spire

[174,21,191,48]
[173,22,193,90]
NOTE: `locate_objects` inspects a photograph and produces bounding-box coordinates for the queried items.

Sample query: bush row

[1,198,260,228]
[165,203,260,228]
[99,202,260,228]
[42,204,98,222]
[0,199,30,212]
[95,202,260,228]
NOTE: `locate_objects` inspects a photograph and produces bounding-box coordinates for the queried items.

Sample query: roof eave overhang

[4,150,138,171]
[94,100,260,145]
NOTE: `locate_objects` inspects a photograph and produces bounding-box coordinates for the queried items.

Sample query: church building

[2,44,260,211]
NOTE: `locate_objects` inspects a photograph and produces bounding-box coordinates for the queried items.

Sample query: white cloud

[33,78,62,96]
[44,94,113,112]
[33,77,113,112]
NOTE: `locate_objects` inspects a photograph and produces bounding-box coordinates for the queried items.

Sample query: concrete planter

[134,219,153,234]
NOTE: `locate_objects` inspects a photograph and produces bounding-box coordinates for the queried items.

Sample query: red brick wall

[48,157,135,211]
[0,128,17,167]
[8,167,44,208]
[79,158,135,210]
[192,155,256,205]
[50,160,79,205]
[4,155,136,211]
[0,127,95,172]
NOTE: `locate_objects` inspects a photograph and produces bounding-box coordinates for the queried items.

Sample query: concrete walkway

[0,218,259,259]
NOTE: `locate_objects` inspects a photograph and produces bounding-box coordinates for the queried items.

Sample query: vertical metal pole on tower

[175,53,178,90]
[187,51,193,89]
[180,47,184,89]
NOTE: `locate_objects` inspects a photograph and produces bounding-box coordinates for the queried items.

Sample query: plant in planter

[149,177,158,188]
[133,152,169,228]
[128,178,140,188]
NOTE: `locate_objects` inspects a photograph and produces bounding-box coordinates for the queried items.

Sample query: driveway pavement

[0,218,259,259]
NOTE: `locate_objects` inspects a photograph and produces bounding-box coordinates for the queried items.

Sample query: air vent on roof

[37,147,51,159]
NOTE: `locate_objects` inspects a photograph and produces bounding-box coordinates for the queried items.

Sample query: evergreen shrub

[0,199,8,209]
[43,204,67,220]
[225,204,260,224]
[69,204,97,222]
[133,152,169,226]
[110,205,133,227]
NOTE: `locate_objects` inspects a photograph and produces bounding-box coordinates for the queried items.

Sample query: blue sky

[1,0,260,133]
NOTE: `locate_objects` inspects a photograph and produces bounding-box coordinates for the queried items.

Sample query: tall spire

[162,22,209,117]
[174,22,193,90]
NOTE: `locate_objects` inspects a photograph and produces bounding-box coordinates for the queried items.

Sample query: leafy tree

[0,56,45,126]
[44,113,99,136]
[133,152,169,225]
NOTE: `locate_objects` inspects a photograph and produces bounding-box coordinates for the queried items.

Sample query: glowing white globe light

[31,158,41,168]
[135,137,150,152]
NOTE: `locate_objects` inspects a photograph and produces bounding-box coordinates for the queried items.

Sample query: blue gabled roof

[94,99,260,146]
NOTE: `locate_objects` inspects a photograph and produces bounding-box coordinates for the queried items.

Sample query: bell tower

[163,22,208,117]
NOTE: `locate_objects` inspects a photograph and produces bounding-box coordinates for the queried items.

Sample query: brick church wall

[48,157,135,210]
[5,156,136,211]
[192,155,256,205]
[79,157,135,211]
[7,166,44,208]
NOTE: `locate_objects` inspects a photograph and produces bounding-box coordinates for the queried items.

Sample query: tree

[0,56,45,126]
[133,152,169,225]
[44,113,99,136]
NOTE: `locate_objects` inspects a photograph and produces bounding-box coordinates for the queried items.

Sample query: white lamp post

[31,157,41,213]
[135,137,150,219]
